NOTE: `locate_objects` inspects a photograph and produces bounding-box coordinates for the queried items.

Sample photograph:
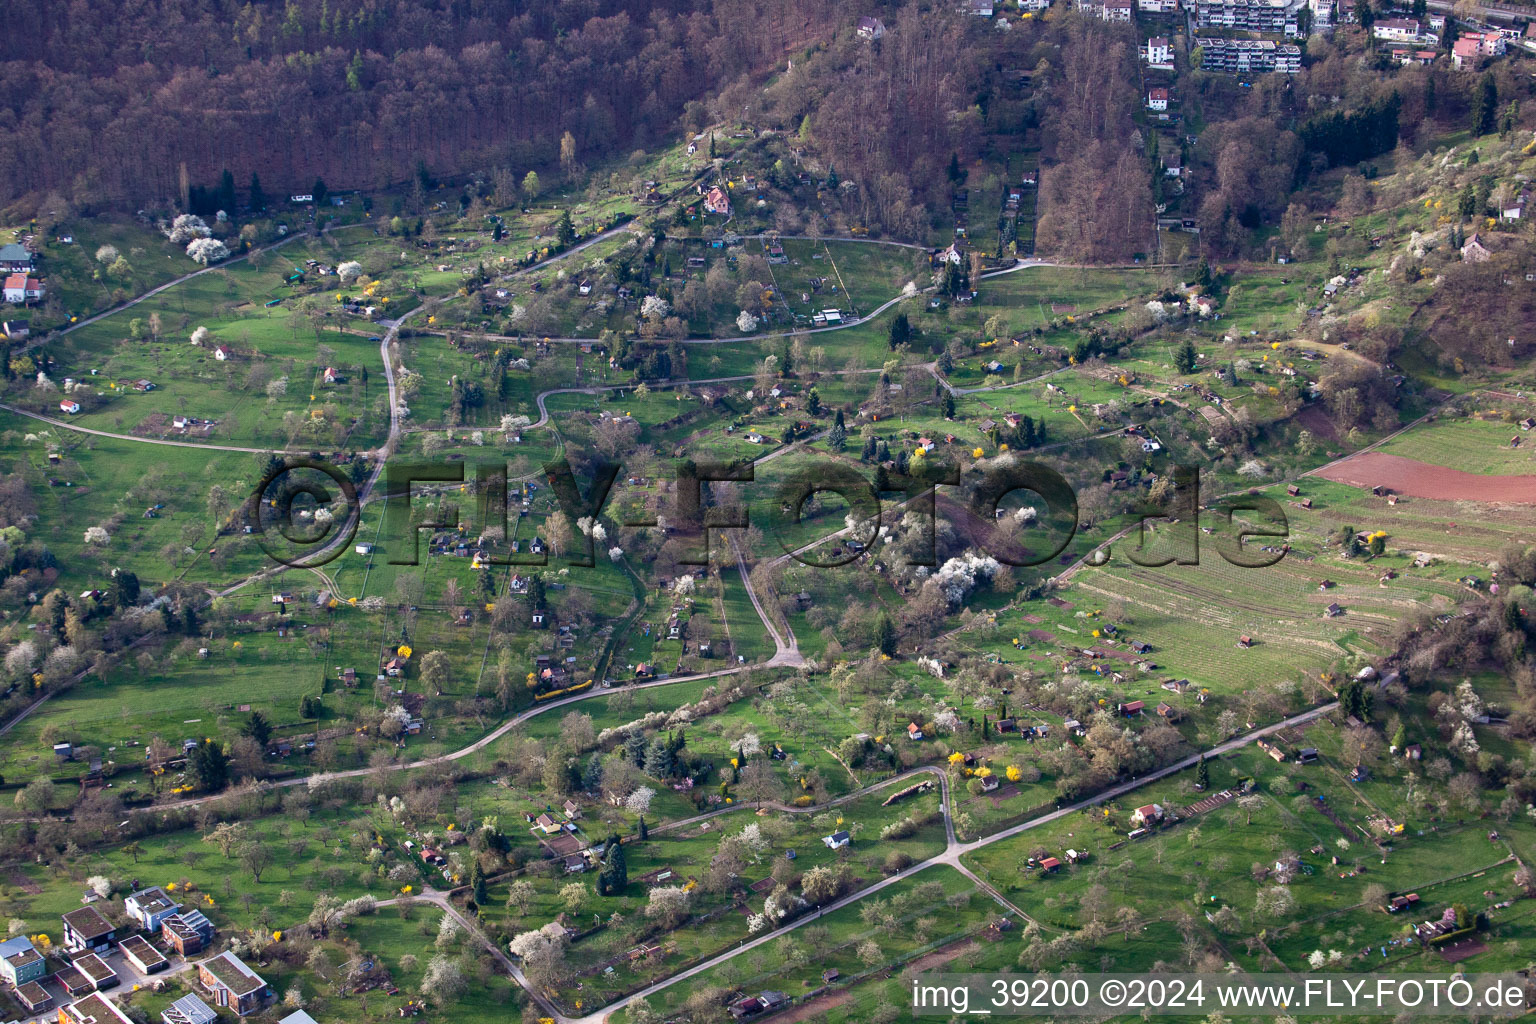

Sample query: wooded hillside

[0,0,839,211]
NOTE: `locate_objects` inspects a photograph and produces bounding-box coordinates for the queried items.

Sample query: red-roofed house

[1147,88,1169,111]
[1453,31,1505,69]
[703,186,731,216]
[3,274,45,304]
[1462,233,1493,263]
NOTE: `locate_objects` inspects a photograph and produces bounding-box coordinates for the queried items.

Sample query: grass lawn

[1375,413,1536,475]
[633,864,994,1023]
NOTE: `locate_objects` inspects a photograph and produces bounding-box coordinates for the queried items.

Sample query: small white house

[821,830,851,849]
[1147,88,1169,112]
[60,400,81,414]
[856,15,886,38]
[124,887,182,932]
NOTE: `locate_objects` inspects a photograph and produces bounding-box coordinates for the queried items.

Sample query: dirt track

[1314,452,1536,502]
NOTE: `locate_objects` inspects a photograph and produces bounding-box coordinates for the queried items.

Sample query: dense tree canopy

[0,0,844,210]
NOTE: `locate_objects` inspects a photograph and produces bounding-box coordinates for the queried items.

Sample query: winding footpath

[0,403,285,453]
[21,224,353,356]
[0,233,1357,1020]
[454,253,1058,350]
[552,700,1340,1024]
[107,669,1339,1023]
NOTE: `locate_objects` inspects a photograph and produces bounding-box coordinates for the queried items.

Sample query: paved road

[727,531,802,668]
[651,765,952,842]
[1299,392,1465,481]
[0,402,287,452]
[22,224,361,354]
[1424,0,1532,23]
[375,889,564,1020]
[560,700,1339,1024]
[464,256,1059,350]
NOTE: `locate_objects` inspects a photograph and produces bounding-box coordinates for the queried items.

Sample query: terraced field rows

[1375,415,1536,475]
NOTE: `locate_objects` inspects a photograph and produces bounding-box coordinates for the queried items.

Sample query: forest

[0,0,843,211]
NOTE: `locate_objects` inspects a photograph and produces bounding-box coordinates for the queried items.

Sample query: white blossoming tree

[164,214,212,244]
[1237,459,1267,479]
[187,238,230,265]
[83,526,111,546]
[337,261,364,284]
[625,786,655,815]
[736,310,759,333]
[190,326,210,346]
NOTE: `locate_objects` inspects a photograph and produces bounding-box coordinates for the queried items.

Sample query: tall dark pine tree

[1472,74,1498,137]
[216,170,236,215]
[876,613,897,656]
[599,836,628,895]
[471,863,488,906]
[243,711,273,747]
[109,568,140,606]
[248,173,266,211]
[188,740,229,792]
[1177,339,1198,375]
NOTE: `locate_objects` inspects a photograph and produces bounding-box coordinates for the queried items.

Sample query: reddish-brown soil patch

[771,988,852,1022]
[1438,936,1487,962]
[133,413,171,436]
[984,784,1021,806]
[733,939,983,1024]
[904,939,980,972]
[1315,452,1536,502]
[1293,403,1340,441]
[1088,646,1140,663]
